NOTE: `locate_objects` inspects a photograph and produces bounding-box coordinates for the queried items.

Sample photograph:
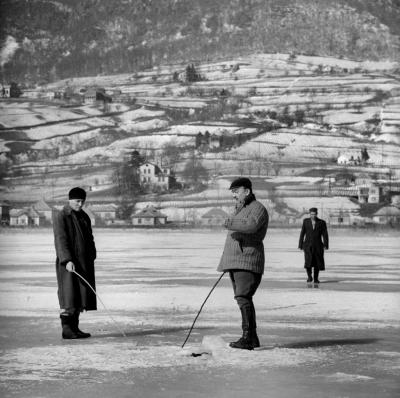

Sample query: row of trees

[2,0,398,83]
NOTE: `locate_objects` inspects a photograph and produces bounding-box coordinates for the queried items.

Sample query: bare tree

[246,161,254,176]
[182,152,209,186]
[161,140,182,171]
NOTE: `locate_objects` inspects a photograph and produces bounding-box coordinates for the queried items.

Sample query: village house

[139,162,173,191]
[357,185,369,203]
[372,206,400,225]
[355,181,384,204]
[210,134,220,149]
[131,205,167,226]
[10,208,42,227]
[83,88,97,104]
[368,184,384,203]
[328,210,352,226]
[32,199,53,224]
[200,208,229,226]
[87,203,118,225]
[1,85,10,98]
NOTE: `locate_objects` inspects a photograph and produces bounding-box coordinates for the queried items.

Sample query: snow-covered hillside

[1,53,399,209]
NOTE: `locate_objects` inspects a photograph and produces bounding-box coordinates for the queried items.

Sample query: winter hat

[229,177,252,191]
[309,207,318,213]
[68,187,87,200]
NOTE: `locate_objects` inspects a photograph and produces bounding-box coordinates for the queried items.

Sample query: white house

[1,85,10,98]
[139,162,172,191]
[357,183,384,204]
[131,205,167,226]
[87,204,118,224]
[10,208,41,226]
[368,184,384,204]
[372,206,400,224]
[33,199,53,223]
[328,210,352,226]
[83,89,97,104]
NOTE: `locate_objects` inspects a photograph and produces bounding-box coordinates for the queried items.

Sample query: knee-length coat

[298,217,329,270]
[52,205,97,311]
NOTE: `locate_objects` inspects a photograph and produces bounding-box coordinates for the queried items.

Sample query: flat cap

[229,177,252,190]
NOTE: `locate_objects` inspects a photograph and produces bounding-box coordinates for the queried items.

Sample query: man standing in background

[298,207,329,285]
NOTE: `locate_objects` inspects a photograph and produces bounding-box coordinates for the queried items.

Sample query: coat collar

[63,204,73,215]
[63,204,84,216]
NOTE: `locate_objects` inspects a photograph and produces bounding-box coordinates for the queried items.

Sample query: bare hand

[66,262,75,272]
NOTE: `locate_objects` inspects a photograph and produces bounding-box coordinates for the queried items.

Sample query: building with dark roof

[131,205,167,226]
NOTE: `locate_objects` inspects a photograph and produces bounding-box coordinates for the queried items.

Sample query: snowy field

[0,228,399,397]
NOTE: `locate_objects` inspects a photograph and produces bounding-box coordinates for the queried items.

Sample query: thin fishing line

[73,270,127,337]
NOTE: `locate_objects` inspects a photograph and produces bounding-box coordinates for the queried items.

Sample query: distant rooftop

[131,206,167,219]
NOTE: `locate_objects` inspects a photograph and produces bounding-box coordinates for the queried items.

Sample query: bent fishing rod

[181,272,226,348]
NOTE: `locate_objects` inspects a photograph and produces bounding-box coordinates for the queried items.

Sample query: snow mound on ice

[0,338,327,381]
[324,372,374,382]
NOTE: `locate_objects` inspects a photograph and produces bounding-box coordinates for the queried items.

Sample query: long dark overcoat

[52,205,97,311]
[217,197,269,274]
[298,217,329,270]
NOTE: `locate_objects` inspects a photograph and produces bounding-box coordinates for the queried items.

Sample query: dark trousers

[229,270,262,330]
[306,267,319,280]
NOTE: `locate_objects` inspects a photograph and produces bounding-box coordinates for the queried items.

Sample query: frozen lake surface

[0,228,399,397]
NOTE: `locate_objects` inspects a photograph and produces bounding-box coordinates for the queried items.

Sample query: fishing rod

[73,270,127,337]
[181,272,226,349]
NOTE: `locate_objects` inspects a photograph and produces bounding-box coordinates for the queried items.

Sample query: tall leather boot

[60,314,79,339]
[229,305,254,350]
[72,312,91,338]
[249,303,260,348]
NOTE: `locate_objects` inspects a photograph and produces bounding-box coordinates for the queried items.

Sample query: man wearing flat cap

[52,187,97,339]
[298,207,329,285]
[217,177,269,350]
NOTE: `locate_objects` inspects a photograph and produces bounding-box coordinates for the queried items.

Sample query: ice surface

[0,228,399,396]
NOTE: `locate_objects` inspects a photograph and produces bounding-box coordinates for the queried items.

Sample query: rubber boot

[73,312,91,338]
[229,305,254,350]
[60,314,79,339]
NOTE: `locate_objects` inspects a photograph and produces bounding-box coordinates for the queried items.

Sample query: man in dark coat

[218,177,269,350]
[52,187,97,339]
[298,207,329,284]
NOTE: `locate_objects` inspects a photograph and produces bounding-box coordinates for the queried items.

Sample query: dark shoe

[307,277,313,283]
[60,315,79,339]
[229,336,254,350]
[73,312,91,338]
[314,279,320,284]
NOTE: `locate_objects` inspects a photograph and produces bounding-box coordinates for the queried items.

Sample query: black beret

[229,177,252,190]
[309,207,318,213]
[69,187,87,200]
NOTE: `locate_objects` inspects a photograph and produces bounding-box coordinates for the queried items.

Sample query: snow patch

[324,372,374,382]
